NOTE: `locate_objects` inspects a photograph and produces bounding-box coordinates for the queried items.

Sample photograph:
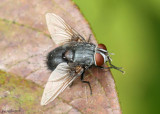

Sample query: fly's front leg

[81,67,92,95]
[97,66,113,69]
[108,59,124,73]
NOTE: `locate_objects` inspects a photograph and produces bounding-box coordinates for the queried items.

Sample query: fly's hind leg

[69,82,74,88]
[81,68,92,95]
[87,34,92,42]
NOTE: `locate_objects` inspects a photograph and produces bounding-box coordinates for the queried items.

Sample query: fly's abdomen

[46,46,66,71]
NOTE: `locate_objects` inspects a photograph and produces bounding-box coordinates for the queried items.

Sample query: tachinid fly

[41,13,123,105]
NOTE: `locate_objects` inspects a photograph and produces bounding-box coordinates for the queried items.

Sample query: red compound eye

[98,44,107,50]
[95,53,104,66]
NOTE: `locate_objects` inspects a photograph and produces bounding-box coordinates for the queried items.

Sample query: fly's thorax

[63,42,96,66]
[94,44,109,66]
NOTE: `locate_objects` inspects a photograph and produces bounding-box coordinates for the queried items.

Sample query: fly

[41,13,124,105]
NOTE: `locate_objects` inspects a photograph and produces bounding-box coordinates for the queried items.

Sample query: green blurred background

[73,0,160,114]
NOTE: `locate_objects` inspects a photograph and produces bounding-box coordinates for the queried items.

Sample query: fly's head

[95,44,109,66]
[95,44,124,73]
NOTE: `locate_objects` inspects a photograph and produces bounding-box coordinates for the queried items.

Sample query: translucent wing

[41,63,84,105]
[46,13,85,45]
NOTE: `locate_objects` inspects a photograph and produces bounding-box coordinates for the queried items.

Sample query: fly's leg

[69,82,74,88]
[97,66,111,69]
[97,65,124,73]
[87,34,92,42]
[96,58,124,73]
[81,68,92,95]
[108,59,124,73]
[109,63,124,73]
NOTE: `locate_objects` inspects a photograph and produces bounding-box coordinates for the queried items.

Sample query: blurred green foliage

[73,0,160,114]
